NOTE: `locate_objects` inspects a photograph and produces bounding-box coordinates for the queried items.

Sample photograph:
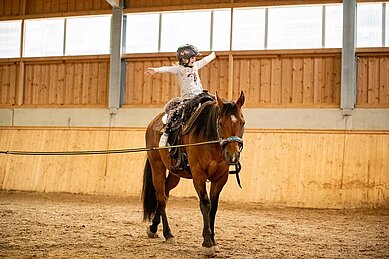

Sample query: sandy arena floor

[0,190,388,258]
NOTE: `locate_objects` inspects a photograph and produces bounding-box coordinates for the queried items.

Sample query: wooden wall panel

[233,55,341,107]
[357,56,389,107]
[0,0,24,16]
[127,0,230,9]
[1,50,388,108]
[23,60,109,107]
[0,63,18,106]
[24,0,110,15]
[124,57,229,106]
[125,0,342,10]
[0,127,387,209]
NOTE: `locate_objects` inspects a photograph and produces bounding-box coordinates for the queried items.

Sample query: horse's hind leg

[165,172,180,198]
[159,172,180,243]
[150,162,176,242]
[148,210,160,238]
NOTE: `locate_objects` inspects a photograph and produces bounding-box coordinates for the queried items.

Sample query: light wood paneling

[123,51,342,107]
[0,49,388,108]
[125,52,342,107]
[124,0,342,13]
[127,0,230,9]
[357,55,389,107]
[0,0,111,19]
[0,127,388,209]
[0,0,345,19]
[233,54,341,107]
[0,63,18,106]
[0,0,24,16]
[25,0,110,15]
[22,60,109,107]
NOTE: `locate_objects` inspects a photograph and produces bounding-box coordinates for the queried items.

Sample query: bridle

[217,114,244,156]
[217,114,244,188]
[220,136,244,153]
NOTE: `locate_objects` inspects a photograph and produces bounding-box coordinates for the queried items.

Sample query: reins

[0,139,221,156]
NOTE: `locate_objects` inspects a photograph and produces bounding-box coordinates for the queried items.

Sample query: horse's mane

[192,100,238,141]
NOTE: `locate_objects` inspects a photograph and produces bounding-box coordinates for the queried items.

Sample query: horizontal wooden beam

[0,55,110,64]
[124,1,343,14]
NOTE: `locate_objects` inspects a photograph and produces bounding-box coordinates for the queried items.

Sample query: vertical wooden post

[228,54,234,100]
[17,61,24,106]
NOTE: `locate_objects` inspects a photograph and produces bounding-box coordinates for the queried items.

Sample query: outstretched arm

[195,52,216,70]
[144,66,179,77]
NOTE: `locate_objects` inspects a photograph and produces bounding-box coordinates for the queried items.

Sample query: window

[160,10,211,52]
[325,5,343,48]
[268,5,322,49]
[24,18,64,57]
[2,4,389,59]
[66,15,111,55]
[212,9,231,51]
[126,13,160,53]
[232,8,265,50]
[0,20,22,58]
[357,3,382,47]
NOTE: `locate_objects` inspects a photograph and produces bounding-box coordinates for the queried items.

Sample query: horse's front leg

[193,178,215,256]
[209,173,228,253]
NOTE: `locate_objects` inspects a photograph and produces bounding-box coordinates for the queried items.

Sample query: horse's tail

[142,158,157,222]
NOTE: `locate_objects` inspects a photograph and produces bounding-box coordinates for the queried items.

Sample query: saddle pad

[181,100,215,135]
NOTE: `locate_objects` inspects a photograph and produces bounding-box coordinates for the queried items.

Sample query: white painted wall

[0,108,388,130]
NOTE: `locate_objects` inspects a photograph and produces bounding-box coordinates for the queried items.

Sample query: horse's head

[216,91,245,165]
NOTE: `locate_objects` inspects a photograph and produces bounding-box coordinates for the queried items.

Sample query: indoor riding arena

[0,0,388,258]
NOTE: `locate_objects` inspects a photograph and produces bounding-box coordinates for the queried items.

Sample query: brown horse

[142,91,245,256]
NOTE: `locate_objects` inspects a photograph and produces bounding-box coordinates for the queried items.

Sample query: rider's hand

[145,68,157,77]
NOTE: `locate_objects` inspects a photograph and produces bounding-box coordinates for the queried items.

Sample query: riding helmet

[176,44,201,65]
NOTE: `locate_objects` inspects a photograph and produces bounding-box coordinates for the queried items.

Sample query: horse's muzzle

[225,151,241,164]
[220,136,243,165]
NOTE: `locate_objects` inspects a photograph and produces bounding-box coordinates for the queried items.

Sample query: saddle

[153,91,215,173]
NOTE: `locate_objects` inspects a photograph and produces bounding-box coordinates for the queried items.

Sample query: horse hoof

[147,227,158,238]
[166,237,176,244]
[202,246,215,256]
[213,245,221,253]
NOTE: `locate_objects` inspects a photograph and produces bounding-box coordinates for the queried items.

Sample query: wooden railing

[123,49,342,108]
[0,56,109,107]
[1,49,389,108]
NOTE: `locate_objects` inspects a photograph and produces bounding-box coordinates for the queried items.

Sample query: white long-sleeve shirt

[154,52,216,98]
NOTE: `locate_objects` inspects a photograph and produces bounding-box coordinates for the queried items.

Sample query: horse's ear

[236,91,245,108]
[216,91,224,108]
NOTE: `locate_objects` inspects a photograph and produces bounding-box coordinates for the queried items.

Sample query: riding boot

[159,132,169,147]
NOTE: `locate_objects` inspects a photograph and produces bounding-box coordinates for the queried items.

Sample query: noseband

[220,136,244,152]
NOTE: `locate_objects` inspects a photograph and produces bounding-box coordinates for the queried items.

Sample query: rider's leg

[159,104,184,147]
[159,120,171,147]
